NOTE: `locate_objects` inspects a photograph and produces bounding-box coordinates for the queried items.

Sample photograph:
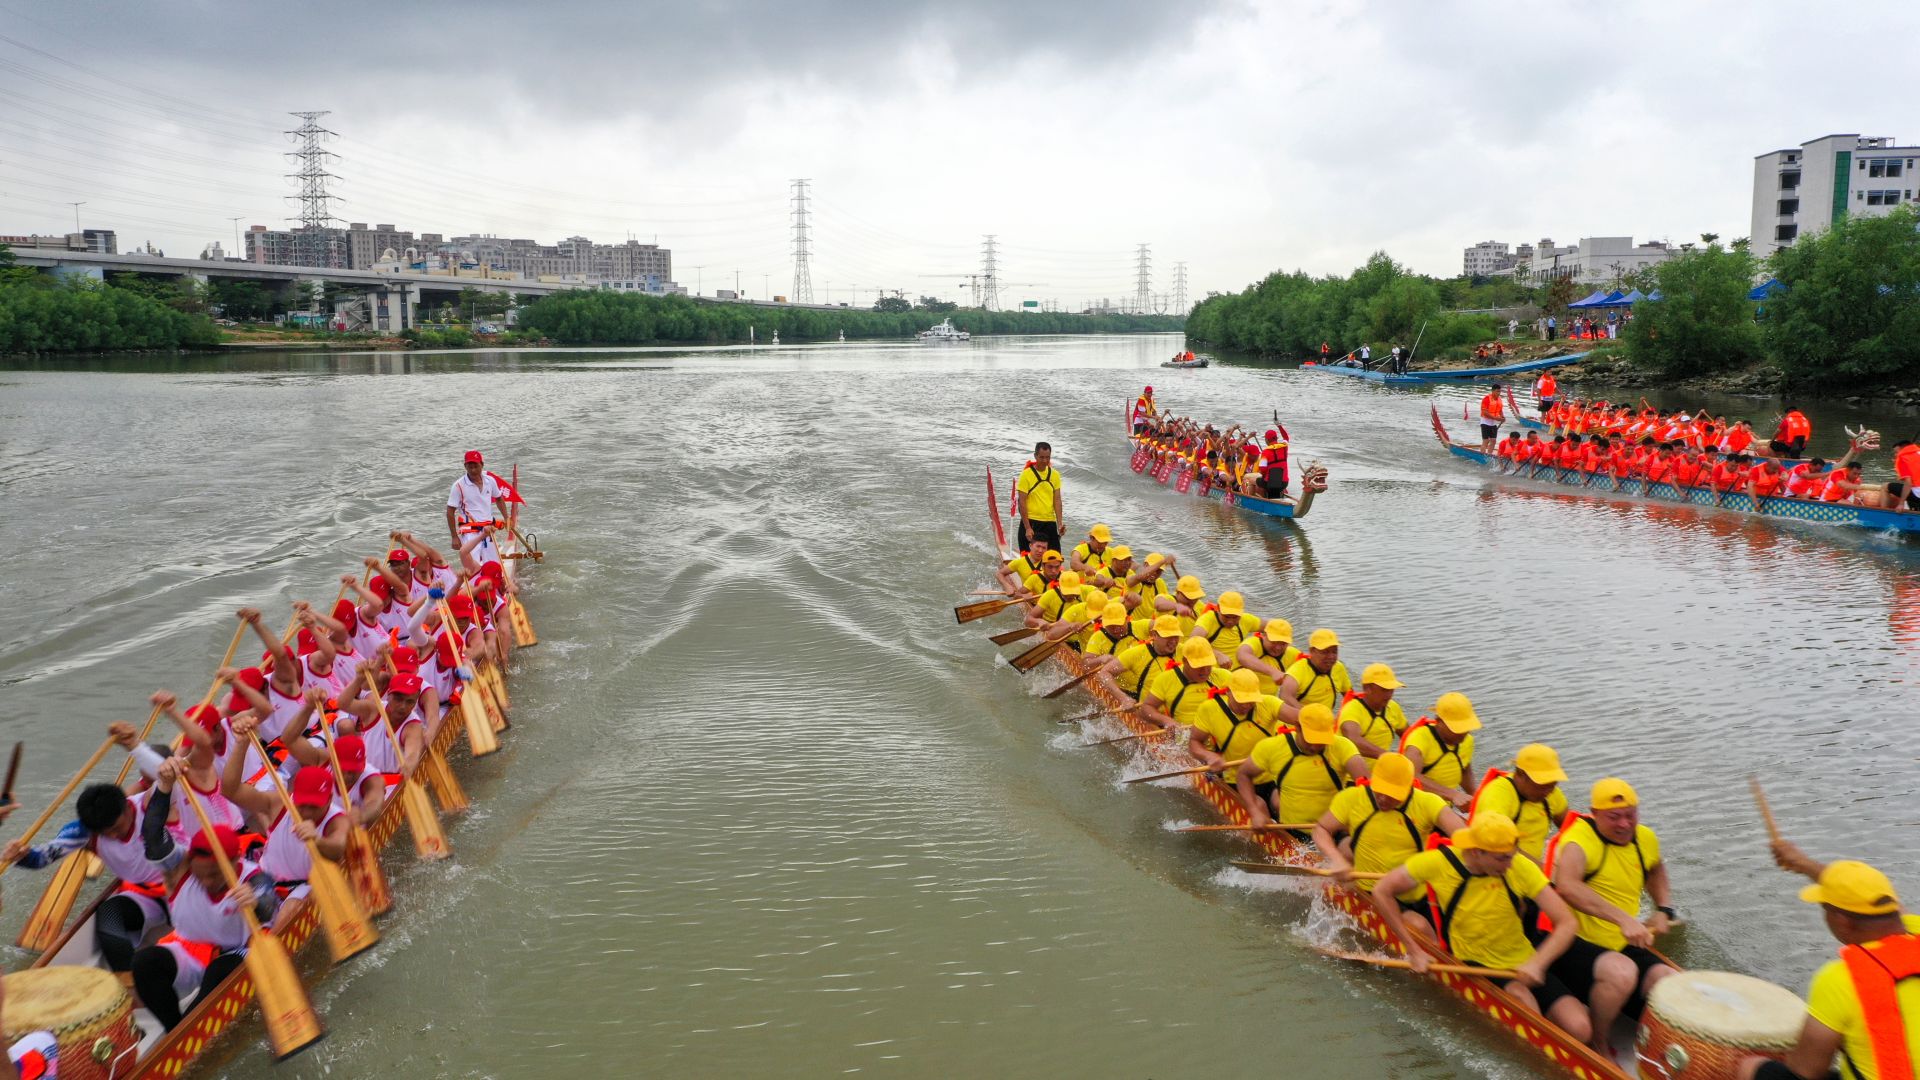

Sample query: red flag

[487,470,525,504]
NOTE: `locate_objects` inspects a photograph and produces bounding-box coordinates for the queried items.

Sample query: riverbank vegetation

[513,290,1183,344]
[0,245,220,353]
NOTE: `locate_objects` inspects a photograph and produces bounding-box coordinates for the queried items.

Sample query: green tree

[1622,239,1762,376]
[873,295,912,313]
[1543,274,1577,317]
[1763,205,1920,386]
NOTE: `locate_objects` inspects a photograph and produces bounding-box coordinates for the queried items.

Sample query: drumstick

[1747,776,1783,844]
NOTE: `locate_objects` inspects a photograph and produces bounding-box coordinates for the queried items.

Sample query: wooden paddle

[318,722,390,917]
[379,655,471,812]
[1230,860,1384,879]
[1125,758,1245,785]
[0,737,118,919]
[246,733,377,963]
[1041,667,1101,699]
[1009,630,1081,673]
[1319,947,1518,981]
[988,625,1040,646]
[967,590,1015,597]
[955,595,1032,624]
[1748,776,1783,844]
[1082,728,1176,747]
[366,678,450,860]
[433,600,503,756]
[1062,702,1146,724]
[176,779,326,1059]
[1181,822,1318,834]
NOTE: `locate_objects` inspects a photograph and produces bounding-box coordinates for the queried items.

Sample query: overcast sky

[3,0,1917,307]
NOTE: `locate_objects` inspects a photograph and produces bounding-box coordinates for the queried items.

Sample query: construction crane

[916,274,1049,308]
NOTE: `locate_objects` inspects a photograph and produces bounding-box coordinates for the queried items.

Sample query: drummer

[1736,860,1919,1080]
[1544,778,1680,1053]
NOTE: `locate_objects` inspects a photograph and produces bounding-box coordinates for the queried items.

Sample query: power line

[980,234,1000,311]
[790,178,813,304]
[284,111,340,268]
[1133,243,1153,315]
[1171,261,1188,314]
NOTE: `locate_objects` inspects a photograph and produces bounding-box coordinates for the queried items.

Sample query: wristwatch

[1656,905,1677,919]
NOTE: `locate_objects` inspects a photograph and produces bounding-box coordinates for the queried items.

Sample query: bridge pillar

[362,281,418,333]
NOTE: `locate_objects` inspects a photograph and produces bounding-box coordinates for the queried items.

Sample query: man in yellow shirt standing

[1237,702,1368,833]
[1371,814,1594,1046]
[1737,861,1919,1080]
[1311,751,1464,928]
[1278,629,1352,723]
[1016,442,1063,551]
[1338,662,1408,759]
[1545,778,1677,1057]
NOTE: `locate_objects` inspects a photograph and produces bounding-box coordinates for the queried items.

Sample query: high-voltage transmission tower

[789,178,814,304]
[1171,261,1189,314]
[284,111,341,269]
[979,234,1000,311]
[1133,244,1153,314]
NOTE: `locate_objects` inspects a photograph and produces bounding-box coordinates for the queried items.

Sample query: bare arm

[1551,843,1654,949]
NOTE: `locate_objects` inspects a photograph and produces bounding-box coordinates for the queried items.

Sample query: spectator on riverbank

[1547,315,1558,340]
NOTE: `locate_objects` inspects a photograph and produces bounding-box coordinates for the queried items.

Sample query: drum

[3,966,142,1080]
[1637,970,1807,1080]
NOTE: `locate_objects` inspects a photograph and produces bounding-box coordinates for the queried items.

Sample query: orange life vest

[1838,931,1920,1080]
[1480,394,1504,422]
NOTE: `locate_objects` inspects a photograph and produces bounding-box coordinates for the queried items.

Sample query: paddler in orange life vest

[1544,778,1679,1054]
[1132,386,1157,434]
[1735,860,1920,1080]
[1770,407,1812,459]
[1470,743,1570,865]
[1399,692,1481,810]
[1258,429,1291,501]
[1480,384,1507,452]
[1338,662,1409,759]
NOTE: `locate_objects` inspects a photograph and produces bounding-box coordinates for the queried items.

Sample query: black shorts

[1481,424,1500,440]
[1466,960,1575,1015]
[1133,420,1147,435]
[1538,398,1555,415]
[1754,1062,1838,1080]
[1023,519,1061,551]
[1540,934,1625,1007]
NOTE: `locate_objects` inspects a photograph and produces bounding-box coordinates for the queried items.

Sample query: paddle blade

[424,746,470,813]
[245,928,326,1059]
[308,855,379,963]
[509,596,538,646]
[345,827,391,917]
[955,596,1023,624]
[1008,636,1067,673]
[482,659,512,711]
[460,698,500,758]
[400,777,450,860]
[987,625,1040,646]
[16,850,89,951]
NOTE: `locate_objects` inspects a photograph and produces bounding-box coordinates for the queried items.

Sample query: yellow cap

[1217,591,1245,617]
[1370,752,1415,801]
[1144,552,1167,567]
[1227,668,1262,704]
[1058,571,1084,593]
[1360,662,1404,690]
[1100,601,1129,624]
[1514,744,1567,785]
[1081,585,1107,605]
[1151,614,1184,638]
[1263,618,1293,641]
[1176,575,1205,601]
[1107,544,1132,561]
[1308,628,1340,650]
[1590,778,1638,810]
[1297,703,1337,745]
[1456,812,1519,854]
[1089,523,1112,543]
[1180,637,1216,667]
[1041,550,1064,564]
[1800,860,1901,916]
[1434,692,1482,732]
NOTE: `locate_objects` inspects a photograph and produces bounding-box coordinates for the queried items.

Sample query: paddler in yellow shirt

[1338,662,1409,759]
[1052,585,1109,650]
[1082,602,1141,666]
[1019,549,1063,599]
[1237,702,1368,833]
[1469,744,1570,864]
[1026,569,1080,627]
[1371,814,1594,1045]
[1070,524,1113,576]
[1399,692,1481,810]
[1170,575,1207,630]
[1737,860,1920,1080]
[1090,545,1132,593]
[1311,751,1464,925]
[1235,618,1301,695]
[1001,535,1050,593]
[1138,637,1227,732]
[1123,552,1173,614]
[1102,614,1183,703]
[1544,779,1677,1054]
[1186,669,1282,818]
[1191,590,1261,663]
[1278,628,1352,722]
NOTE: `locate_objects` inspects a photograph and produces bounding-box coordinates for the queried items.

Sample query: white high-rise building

[1752,134,1919,259]
[1463,240,1511,276]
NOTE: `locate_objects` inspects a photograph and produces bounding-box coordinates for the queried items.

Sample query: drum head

[1646,970,1807,1050]
[2,966,129,1038]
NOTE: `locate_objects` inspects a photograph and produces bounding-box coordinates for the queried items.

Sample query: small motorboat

[1161,354,1210,369]
[918,318,970,342]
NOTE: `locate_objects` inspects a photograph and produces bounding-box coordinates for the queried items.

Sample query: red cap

[224,666,267,714]
[296,627,320,657]
[189,825,243,861]
[390,643,422,673]
[368,576,393,602]
[1144,385,1153,393]
[185,703,228,753]
[291,766,334,808]
[387,548,412,564]
[1265,429,1279,441]
[389,671,425,697]
[334,734,367,773]
[464,450,484,464]
[478,560,505,584]
[331,597,359,633]
[447,594,475,620]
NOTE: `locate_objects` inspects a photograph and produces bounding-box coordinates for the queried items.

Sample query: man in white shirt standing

[447,450,509,565]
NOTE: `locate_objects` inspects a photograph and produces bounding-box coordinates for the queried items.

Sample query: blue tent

[1747,279,1785,301]
[1619,289,1647,304]
[1647,290,1664,301]
[1598,290,1628,306]
[1568,289,1610,308]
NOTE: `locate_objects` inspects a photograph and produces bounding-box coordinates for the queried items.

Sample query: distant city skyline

[2,1,1917,305]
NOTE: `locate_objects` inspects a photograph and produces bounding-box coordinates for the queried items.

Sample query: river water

[1,336,1916,1079]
